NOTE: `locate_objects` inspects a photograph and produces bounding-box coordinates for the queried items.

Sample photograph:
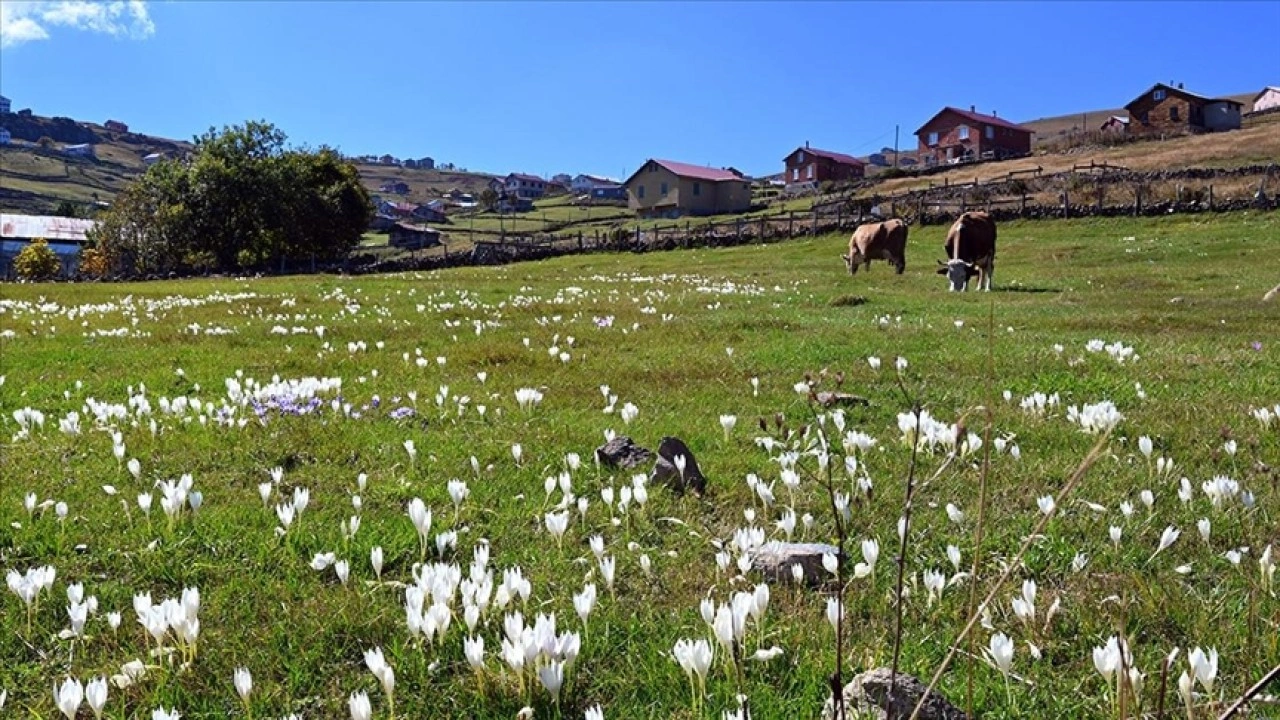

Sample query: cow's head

[936,259,974,292]
[842,250,862,275]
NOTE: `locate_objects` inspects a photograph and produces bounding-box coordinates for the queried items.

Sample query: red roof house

[623,159,753,218]
[914,106,1033,166]
[783,143,865,190]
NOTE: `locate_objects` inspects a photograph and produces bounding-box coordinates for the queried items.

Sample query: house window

[693,182,701,196]
[806,164,814,179]
[792,168,800,181]
[1141,111,1149,124]
[797,151,805,163]
[660,182,668,196]
[958,125,970,140]
[1170,106,1180,121]
[638,185,645,199]
[1154,89,1166,101]
[985,125,994,139]
[928,131,938,146]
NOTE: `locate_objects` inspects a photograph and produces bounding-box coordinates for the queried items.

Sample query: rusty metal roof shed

[0,213,98,243]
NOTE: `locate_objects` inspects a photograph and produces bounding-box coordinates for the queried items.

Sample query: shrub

[14,238,61,281]
[79,247,109,278]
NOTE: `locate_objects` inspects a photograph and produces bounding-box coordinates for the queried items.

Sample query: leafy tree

[54,200,81,218]
[37,136,55,149]
[479,188,499,212]
[14,238,61,281]
[89,120,373,275]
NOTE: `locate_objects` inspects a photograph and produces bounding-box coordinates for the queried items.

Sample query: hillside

[0,113,497,215]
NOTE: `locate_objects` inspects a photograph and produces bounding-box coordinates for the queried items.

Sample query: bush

[78,247,109,277]
[14,238,61,281]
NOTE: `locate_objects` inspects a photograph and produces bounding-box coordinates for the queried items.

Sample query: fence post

[1208,184,1214,211]
[1176,184,1183,205]
[811,210,818,236]
[635,226,641,245]
[759,215,766,240]
[578,231,583,251]
[836,206,842,230]
[960,193,967,214]
[788,211,794,237]
[1134,187,1142,216]
[736,218,742,242]
[1062,191,1069,219]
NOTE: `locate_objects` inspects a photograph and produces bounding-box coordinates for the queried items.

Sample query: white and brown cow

[841,218,908,276]
[936,211,997,292]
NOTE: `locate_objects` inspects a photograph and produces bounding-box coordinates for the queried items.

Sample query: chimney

[970,105,976,112]
[805,140,809,148]
[1178,82,1184,89]
[992,110,998,117]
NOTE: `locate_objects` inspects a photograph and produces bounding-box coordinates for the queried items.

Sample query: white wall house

[570,174,620,195]
[0,128,10,145]
[1253,87,1280,113]
[1203,100,1243,131]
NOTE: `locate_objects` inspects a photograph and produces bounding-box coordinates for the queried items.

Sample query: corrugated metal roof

[915,107,1032,135]
[0,214,98,243]
[787,146,865,166]
[651,160,745,182]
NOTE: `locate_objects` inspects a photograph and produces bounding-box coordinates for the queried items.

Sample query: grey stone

[650,436,706,495]
[750,541,843,586]
[822,667,968,720]
[594,436,653,470]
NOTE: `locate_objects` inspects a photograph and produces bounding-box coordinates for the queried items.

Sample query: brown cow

[841,218,908,276]
[936,211,997,291]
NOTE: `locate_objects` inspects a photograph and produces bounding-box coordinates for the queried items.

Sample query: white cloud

[1,1,155,48]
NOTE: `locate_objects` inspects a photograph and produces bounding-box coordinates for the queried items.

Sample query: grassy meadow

[2,212,1278,719]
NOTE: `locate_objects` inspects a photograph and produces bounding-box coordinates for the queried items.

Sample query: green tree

[89,120,373,275]
[14,238,61,281]
[479,188,499,212]
[54,200,81,218]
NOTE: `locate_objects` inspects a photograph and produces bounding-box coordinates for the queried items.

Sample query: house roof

[1124,83,1243,111]
[575,173,620,184]
[785,146,865,166]
[1,213,98,243]
[624,159,747,185]
[1254,86,1280,103]
[506,173,546,183]
[1103,115,1130,125]
[914,107,1031,136]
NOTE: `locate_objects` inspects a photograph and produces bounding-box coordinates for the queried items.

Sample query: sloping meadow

[1,213,1277,719]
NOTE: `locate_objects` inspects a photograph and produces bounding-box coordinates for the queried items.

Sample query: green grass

[2,213,1278,719]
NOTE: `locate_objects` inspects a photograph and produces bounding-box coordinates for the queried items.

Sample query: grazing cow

[841,218,908,276]
[936,211,997,291]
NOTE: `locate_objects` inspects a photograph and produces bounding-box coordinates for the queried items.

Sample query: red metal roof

[787,146,865,166]
[650,159,744,182]
[914,107,1032,136]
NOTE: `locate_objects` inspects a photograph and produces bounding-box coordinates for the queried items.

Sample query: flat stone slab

[823,667,969,720]
[594,436,653,470]
[751,541,843,586]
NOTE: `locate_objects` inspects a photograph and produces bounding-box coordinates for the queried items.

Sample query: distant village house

[0,128,10,146]
[914,106,1033,166]
[379,181,410,195]
[105,120,129,133]
[571,174,621,195]
[63,143,96,158]
[0,95,11,114]
[623,159,753,219]
[1252,86,1280,114]
[388,222,442,250]
[504,173,548,200]
[1124,83,1242,135]
[783,143,865,191]
[143,152,165,166]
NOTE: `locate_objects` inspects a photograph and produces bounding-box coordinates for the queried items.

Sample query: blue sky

[2,1,1277,179]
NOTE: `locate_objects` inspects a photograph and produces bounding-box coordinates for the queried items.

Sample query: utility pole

[894,125,900,168]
